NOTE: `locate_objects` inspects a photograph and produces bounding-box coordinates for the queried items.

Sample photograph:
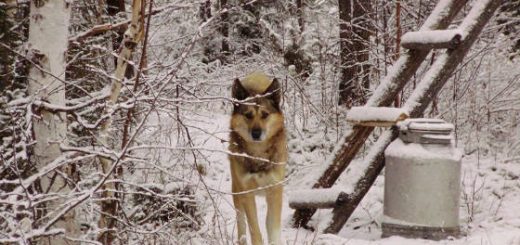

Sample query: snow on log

[404,0,503,118]
[346,107,409,127]
[401,30,462,50]
[289,189,349,209]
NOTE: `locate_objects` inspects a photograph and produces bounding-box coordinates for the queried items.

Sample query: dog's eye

[244,112,253,119]
[261,111,269,119]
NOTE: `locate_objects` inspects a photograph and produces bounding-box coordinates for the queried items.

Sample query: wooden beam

[401,30,462,50]
[291,0,468,228]
[346,107,409,127]
[323,0,503,234]
[289,189,349,209]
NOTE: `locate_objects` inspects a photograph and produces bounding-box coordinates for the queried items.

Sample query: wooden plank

[346,107,409,127]
[323,0,503,234]
[401,30,462,50]
[291,0,469,229]
[289,189,348,209]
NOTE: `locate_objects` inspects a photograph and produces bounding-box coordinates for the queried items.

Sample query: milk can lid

[398,118,454,134]
[397,118,454,144]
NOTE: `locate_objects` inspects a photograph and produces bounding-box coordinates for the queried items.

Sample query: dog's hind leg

[241,193,263,245]
[266,185,283,245]
[233,195,247,245]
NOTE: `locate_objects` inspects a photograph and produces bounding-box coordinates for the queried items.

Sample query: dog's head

[231,73,283,143]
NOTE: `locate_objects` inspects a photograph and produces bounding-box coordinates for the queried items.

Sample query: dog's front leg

[242,193,263,245]
[266,185,283,245]
[233,194,247,245]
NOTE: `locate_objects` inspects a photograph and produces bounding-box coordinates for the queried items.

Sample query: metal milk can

[382,118,462,240]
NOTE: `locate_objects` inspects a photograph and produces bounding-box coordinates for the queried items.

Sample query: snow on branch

[401,30,462,50]
[346,106,409,127]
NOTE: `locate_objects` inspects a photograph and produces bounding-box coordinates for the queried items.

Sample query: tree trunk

[394,0,402,107]
[220,0,230,55]
[107,0,133,78]
[97,1,128,244]
[97,0,145,244]
[338,0,372,107]
[296,0,304,33]
[27,0,79,244]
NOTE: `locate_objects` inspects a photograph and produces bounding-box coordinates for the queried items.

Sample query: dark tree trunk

[220,0,230,55]
[394,0,402,107]
[338,0,372,107]
[296,0,304,33]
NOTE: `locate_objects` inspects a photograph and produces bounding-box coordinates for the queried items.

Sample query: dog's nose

[251,128,262,140]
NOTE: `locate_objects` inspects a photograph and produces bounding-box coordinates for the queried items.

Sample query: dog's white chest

[243,171,278,193]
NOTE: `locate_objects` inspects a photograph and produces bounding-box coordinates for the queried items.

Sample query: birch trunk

[27,0,79,244]
[97,0,145,243]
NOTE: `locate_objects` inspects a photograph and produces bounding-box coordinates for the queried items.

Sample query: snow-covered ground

[186,112,520,244]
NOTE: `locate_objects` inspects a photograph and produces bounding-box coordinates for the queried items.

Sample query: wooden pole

[401,30,462,50]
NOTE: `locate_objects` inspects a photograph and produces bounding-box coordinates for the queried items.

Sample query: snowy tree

[0,0,518,244]
[27,0,80,244]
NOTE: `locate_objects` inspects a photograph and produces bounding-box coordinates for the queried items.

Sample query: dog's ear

[265,78,282,109]
[232,78,249,101]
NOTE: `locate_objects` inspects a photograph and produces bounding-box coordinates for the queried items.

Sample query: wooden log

[401,30,462,50]
[289,189,349,209]
[346,107,409,127]
[323,0,503,234]
[291,0,468,229]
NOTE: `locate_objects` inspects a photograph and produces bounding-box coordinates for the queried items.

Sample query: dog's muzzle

[251,128,262,141]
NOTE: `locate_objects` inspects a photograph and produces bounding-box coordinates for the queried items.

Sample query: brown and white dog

[229,72,287,245]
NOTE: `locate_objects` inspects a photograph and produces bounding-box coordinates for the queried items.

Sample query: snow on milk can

[382,118,462,240]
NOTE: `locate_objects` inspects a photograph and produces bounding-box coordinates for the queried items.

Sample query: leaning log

[292,0,468,228]
[323,0,504,234]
